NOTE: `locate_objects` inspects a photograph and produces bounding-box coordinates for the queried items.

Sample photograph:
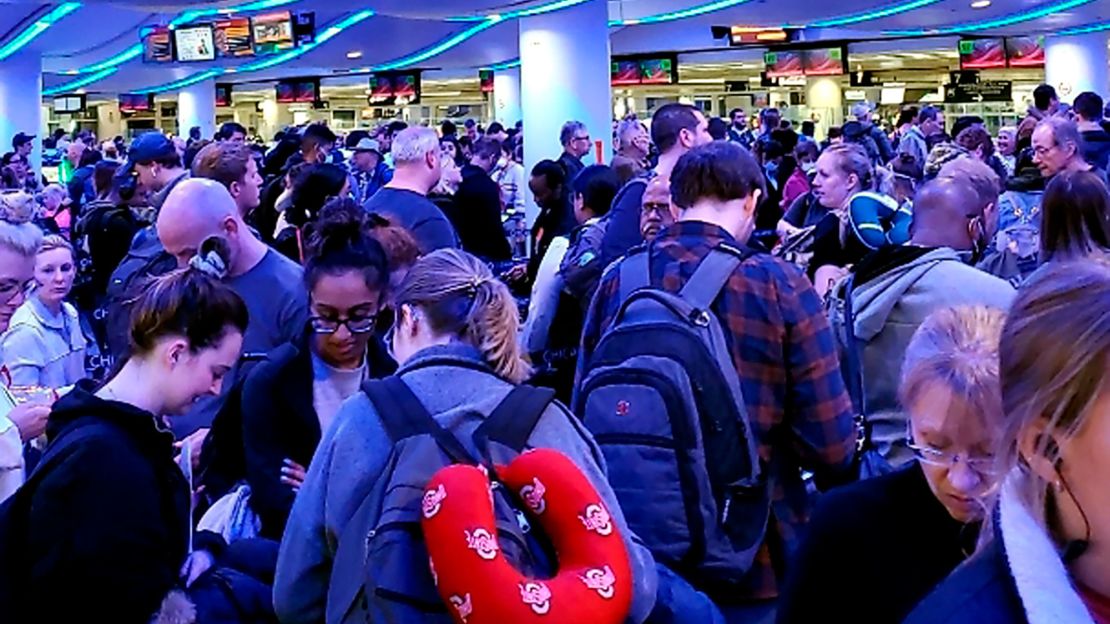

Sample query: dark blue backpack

[575,244,770,594]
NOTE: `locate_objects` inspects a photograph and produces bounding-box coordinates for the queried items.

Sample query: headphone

[1036,434,1090,562]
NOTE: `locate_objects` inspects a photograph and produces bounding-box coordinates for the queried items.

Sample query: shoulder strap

[362,377,477,465]
[618,248,651,302]
[841,275,873,452]
[678,245,751,310]
[475,385,556,454]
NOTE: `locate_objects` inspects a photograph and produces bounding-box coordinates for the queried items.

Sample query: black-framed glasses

[0,279,35,304]
[907,442,1001,477]
[309,314,377,335]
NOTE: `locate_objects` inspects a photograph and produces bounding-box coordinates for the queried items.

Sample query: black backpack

[104,229,178,362]
[327,374,558,624]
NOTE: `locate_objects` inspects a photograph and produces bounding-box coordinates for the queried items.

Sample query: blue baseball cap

[116,132,177,179]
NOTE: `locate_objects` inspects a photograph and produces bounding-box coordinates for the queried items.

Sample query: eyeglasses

[309,314,377,335]
[572,135,591,143]
[642,202,672,216]
[908,442,1001,476]
[0,279,35,304]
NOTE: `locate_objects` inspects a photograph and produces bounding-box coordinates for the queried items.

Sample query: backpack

[104,229,178,362]
[574,244,770,595]
[558,220,610,307]
[326,374,558,624]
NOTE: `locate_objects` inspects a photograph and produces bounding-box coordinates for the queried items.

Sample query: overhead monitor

[52,94,86,114]
[764,50,803,78]
[367,72,422,105]
[252,11,295,55]
[639,57,676,84]
[610,55,678,85]
[959,39,1006,70]
[803,47,846,76]
[728,26,791,45]
[1006,36,1045,67]
[275,78,319,103]
[293,11,316,46]
[174,24,216,62]
[880,86,906,105]
[610,59,641,86]
[142,25,173,63]
[119,93,155,113]
[215,83,232,107]
[215,17,254,57]
[479,69,494,93]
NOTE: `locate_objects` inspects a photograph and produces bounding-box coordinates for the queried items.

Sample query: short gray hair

[1038,116,1082,156]
[617,119,646,148]
[392,126,440,165]
[560,120,587,146]
[0,192,43,257]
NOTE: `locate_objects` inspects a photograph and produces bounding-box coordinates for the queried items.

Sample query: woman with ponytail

[241,198,394,539]
[275,248,658,624]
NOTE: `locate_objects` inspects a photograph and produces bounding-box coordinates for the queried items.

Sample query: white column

[178,78,217,139]
[0,49,43,174]
[1046,32,1109,104]
[807,77,843,142]
[493,67,522,127]
[520,0,612,222]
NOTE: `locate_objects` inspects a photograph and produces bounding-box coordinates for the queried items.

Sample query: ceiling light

[971,0,991,8]
[347,50,363,59]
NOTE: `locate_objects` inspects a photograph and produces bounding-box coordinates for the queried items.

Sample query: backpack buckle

[690,310,712,327]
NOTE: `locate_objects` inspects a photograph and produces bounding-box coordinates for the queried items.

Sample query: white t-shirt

[311,352,367,434]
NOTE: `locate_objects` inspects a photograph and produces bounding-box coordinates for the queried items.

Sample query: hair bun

[0,192,37,225]
[305,197,369,259]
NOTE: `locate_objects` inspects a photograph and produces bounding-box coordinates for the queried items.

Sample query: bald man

[158,178,308,436]
[829,176,1015,468]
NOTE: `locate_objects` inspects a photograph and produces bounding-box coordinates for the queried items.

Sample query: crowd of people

[0,80,1109,624]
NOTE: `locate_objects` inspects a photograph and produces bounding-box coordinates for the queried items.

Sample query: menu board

[1006,36,1045,67]
[215,17,254,57]
[252,11,295,55]
[959,39,1007,70]
[764,50,803,78]
[143,26,172,63]
[174,25,215,62]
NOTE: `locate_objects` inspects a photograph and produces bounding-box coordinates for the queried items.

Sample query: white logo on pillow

[464,528,499,560]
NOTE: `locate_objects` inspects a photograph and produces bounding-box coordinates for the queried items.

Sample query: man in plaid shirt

[577,141,857,618]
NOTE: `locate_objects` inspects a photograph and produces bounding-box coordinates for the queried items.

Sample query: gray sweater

[274,343,658,623]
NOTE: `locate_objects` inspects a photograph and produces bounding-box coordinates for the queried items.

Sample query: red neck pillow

[420,448,633,623]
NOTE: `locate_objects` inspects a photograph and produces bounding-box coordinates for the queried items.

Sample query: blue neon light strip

[73,0,303,74]
[486,58,522,71]
[0,2,82,62]
[1058,20,1110,35]
[610,0,754,26]
[884,0,1096,35]
[800,0,944,28]
[44,67,116,96]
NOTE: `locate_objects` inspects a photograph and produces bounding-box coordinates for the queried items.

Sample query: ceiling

[0,0,1106,96]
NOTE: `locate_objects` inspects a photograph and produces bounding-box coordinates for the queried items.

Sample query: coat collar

[998,472,1094,624]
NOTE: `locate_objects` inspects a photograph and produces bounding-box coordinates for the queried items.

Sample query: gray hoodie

[831,247,1015,467]
[274,343,658,624]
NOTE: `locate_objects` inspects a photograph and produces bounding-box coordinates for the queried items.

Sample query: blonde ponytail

[394,248,532,383]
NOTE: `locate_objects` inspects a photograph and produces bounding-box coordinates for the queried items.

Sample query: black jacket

[448,164,512,261]
[13,381,191,623]
[558,150,585,182]
[1082,128,1110,171]
[241,337,395,539]
[777,464,979,624]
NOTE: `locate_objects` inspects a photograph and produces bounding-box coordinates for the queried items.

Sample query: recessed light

[347,50,363,59]
[971,0,991,8]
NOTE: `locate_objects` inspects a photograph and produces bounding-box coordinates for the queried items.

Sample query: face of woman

[34,247,75,309]
[311,270,381,368]
[162,331,243,415]
[442,160,462,189]
[811,152,857,210]
[908,382,998,523]
[442,142,457,161]
[1047,386,1110,566]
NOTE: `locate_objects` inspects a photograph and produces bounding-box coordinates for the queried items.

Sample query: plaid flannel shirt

[576,220,857,599]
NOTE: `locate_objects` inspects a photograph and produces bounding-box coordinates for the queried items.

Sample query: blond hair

[997,260,1110,530]
[39,234,74,257]
[0,191,43,257]
[393,248,531,383]
[822,143,875,192]
[900,305,1006,428]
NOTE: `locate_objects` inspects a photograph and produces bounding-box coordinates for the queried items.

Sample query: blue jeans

[645,564,726,624]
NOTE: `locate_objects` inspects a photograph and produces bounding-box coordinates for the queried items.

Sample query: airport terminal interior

[3,0,1110,622]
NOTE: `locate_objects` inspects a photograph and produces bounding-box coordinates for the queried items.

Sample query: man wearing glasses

[558,120,591,182]
[1032,116,1110,184]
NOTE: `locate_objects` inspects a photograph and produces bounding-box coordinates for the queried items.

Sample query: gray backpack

[326,372,557,624]
[574,244,770,594]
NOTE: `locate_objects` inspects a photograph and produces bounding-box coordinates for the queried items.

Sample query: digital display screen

[275,79,318,103]
[293,11,316,46]
[479,69,494,93]
[119,93,154,112]
[764,50,803,78]
[367,72,421,105]
[959,39,1007,70]
[611,60,641,86]
[252,11,295,55]
[215,17,254,57]
[1006,36,1045,67]
[640,58,675,84]
[215,83,232,107]
[143,26,173,63]
[52,95,86,114]
[174,25,216,62]
[804,47,845,76]
[610,56,678,85]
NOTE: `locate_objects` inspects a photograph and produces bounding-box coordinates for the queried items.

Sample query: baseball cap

[116,132,177,179]
[353,138,381,153]
[850,101,874,118]
[11,133,34,150]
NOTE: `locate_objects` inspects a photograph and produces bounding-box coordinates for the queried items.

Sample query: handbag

[841,275,895,480]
